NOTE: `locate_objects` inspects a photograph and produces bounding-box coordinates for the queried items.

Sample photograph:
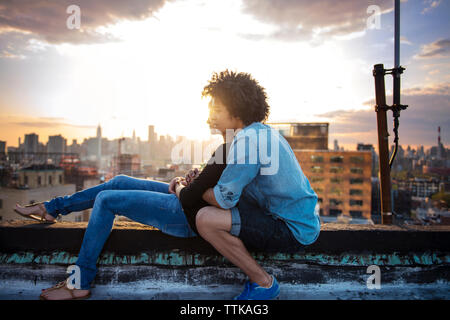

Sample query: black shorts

[233,196,306,253]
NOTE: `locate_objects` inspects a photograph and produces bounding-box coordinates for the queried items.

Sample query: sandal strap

[24,201,45,207]
[44,279,76,299]
[44,280,67,292]
[23,202,55,223]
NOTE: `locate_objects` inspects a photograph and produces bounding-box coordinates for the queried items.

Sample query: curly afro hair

[201,69,270,126]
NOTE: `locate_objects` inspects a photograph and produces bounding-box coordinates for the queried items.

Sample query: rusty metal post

[373,64,392,224]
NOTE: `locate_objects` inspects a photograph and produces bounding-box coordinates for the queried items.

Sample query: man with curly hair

[173,70,321,300]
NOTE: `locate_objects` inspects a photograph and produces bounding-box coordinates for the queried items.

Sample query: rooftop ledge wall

[1,221,449,299]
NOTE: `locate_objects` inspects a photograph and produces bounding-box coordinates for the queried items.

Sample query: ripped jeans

[43,174,196,289]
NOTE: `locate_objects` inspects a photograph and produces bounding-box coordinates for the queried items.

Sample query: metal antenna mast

[373,0,408,224]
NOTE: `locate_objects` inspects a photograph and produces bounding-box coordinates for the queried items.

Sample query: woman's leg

[74,189,194,290]
[43,175,170,218]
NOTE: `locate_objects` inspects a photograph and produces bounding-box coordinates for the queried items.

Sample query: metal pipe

[373,64,393,224]
[390,0,402,169]
[394,0,400,68]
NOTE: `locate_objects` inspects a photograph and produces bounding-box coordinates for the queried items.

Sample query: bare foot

[40,281,91,300]
[14,202,56,222]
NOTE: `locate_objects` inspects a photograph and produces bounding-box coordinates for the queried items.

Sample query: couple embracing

[14,70,320,300]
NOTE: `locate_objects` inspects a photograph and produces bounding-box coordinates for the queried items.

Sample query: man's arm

[202,187,221,208]
[211,135,260,209]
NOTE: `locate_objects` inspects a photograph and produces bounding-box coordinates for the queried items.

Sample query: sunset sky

[0,0,449,150]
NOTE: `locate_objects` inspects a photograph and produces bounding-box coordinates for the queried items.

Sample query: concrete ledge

[1,220,450,254]
[1,221,449,300]
[1,221,450,267]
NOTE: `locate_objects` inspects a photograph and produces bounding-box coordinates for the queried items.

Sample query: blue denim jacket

[213,122,321,245]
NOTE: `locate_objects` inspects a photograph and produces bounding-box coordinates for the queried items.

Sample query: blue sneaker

[233,275,280,300]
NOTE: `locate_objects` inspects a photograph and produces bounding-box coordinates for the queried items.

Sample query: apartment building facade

[294,150,372,220]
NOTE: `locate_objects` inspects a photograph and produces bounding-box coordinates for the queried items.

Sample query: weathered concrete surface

[1,221,449,300]
[2,279,449,300]
[0,265,449,300]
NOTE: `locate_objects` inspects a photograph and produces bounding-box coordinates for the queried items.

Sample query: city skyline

[1,0,449,149]
[4,123,447,154]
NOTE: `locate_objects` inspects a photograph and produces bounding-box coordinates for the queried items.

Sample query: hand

[184,168,200,186]
[169,177,186,194]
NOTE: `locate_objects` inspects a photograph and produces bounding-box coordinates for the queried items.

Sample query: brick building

[270,122,373,222]
[294,150,372,220]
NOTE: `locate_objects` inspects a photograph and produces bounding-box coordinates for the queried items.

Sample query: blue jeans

[43,174,197,290]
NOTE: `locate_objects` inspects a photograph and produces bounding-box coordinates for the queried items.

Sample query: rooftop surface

[1,221,449,300]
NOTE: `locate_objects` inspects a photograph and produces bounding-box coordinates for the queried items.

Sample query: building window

[311,155,324,163]
[330,156,344,163]
[314,187,324,193]
[350,167,364,174]
[0,199,2,209]
[59,174,62,184]
[37,176,41,186]
[350,199,363,206]
[330,198,343,206]
[49,176,52,185]
[310,177,325,183]
[350,210,363,218]
[330,177,342,184]
[350,156,364,164]
[311,166,323,173]
[350,178,364,184]
[330,188,342,196]
[350,189,363,196]
[329,209,342,216]
[318,198,323,203]
[330,166,344,173]
[24,175,28,185]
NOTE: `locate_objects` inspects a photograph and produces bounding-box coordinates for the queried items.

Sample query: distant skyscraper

[47,135,65,153]
[148,125,157,160]
[418,145,425,158]
[148,125,156,144]
[96,124,102,138]
[0,140,6,154]
[68,139,80,154]
[334,139,339,151]
[437,126,442,159]
[0,140,6,161]
[24,133,39,153]
[96,124,102,167]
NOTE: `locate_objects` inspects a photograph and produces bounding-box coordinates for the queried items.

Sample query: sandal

[39,279,91,300]
[14,201,56,224]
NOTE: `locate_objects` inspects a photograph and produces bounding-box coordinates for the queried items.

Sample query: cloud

[415,38,450,59]
[0,0,169,57]
[315,83,450,147]
[422,0,442,14]
[396,36,412,45]
[12,117,96,129]
[240,0,393,43]
[0,30,52,59]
